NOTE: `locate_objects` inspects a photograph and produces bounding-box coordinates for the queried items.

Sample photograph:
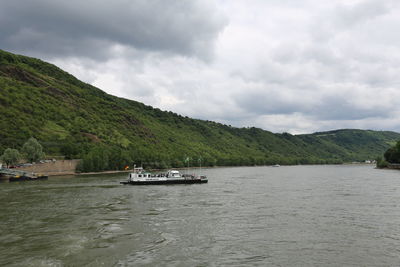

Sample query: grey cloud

[233,86,387,122]
[234,89,304,116]
[0,0,226,60]
[310,96,382,121]
[311,0,396,42]
[333,0,390,28]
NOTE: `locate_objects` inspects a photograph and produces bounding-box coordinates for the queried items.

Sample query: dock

[0,168,48,181]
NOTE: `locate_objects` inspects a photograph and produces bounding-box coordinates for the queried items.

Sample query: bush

[376,157,388,168]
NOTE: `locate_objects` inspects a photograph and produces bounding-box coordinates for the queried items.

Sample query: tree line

[0,136,345,172]
[376,140,400,168]
[0,137,44,168]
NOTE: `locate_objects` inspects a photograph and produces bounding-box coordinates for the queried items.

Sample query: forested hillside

[1,49,398,171]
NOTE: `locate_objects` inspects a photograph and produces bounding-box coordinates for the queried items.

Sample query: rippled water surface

[1,165,400,266]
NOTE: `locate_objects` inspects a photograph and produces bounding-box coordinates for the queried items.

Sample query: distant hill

[0,49,399,170]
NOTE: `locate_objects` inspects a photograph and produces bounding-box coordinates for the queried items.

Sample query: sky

[1,0,400,134]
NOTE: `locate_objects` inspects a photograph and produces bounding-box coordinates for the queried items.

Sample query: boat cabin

[128,169,183,182]
[166,170,181,178]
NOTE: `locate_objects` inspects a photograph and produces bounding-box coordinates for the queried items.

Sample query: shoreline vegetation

[375,140,400,169]
[1,50,400,174]
[0,136,381,179]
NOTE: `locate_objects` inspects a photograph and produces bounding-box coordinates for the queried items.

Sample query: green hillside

[0,49,398,171]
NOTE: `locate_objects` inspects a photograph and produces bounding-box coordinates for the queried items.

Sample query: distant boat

[273,164,280,167]
[9,174,48,182]
[120,168,208,185]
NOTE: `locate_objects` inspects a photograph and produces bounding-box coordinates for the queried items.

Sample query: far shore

[75,169,132,176]
[1,161,379,179]
[33,162,379,177]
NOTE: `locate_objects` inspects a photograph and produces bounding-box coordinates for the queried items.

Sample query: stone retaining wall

[18,160,80,176]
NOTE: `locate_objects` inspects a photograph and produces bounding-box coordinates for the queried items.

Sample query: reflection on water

[1,165,400,266]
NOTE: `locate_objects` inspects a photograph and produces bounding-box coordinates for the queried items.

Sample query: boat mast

[198,157,202,177]
[187,156,190,176]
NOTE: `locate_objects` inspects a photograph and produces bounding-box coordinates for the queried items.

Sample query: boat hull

[9,175,48,182]
[120,179,208,185]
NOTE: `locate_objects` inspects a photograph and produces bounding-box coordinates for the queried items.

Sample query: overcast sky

[1,0,400,134]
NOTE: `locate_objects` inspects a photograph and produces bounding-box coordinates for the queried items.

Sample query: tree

[383,140,400,164]
[384,146,400,163]
[22,137,45,163]
[376,156,388,168]
[61,140,81,159]
[1,148,21,168]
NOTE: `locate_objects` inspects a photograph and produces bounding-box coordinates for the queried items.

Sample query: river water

[1,165,400,266]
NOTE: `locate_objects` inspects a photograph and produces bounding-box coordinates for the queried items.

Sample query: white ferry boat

[120,167,208,185]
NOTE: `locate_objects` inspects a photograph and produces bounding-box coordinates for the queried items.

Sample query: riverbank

[16,160,79,176]
[9,161,377,178]
[10,159,202,177]
[17,160,134,177]
[377,163,400,170]
[76,169,132,176]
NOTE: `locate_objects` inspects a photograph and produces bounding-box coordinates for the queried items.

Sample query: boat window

[138,174,142,177]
